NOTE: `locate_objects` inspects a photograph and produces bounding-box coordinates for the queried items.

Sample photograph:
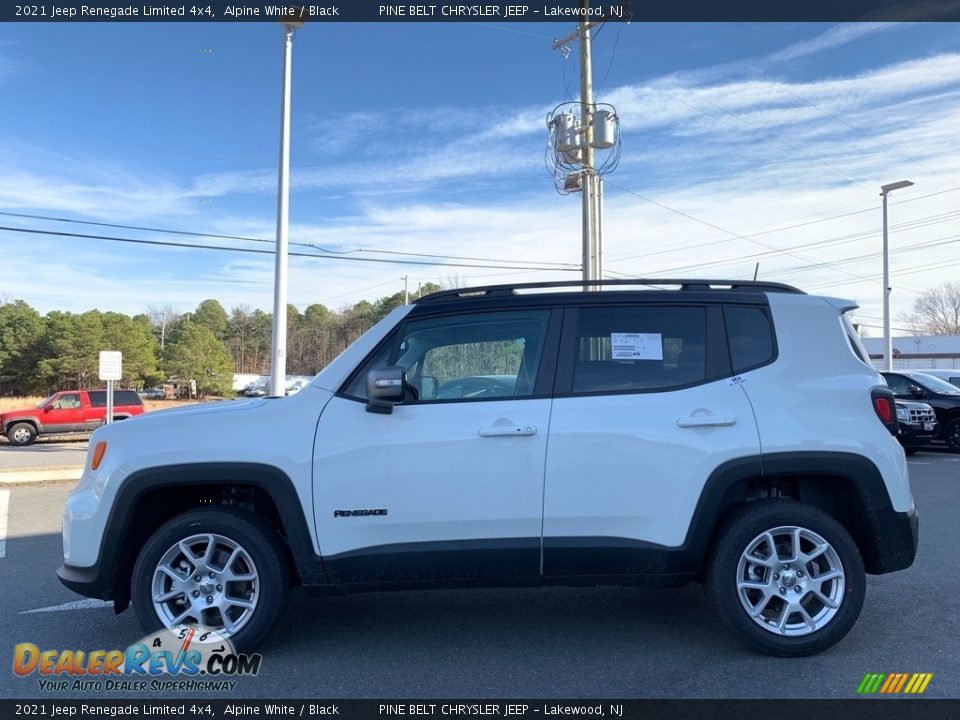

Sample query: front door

[42,392,85,432]
[313,308,560,584]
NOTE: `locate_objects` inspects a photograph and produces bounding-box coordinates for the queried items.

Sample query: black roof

[417,278,803,305]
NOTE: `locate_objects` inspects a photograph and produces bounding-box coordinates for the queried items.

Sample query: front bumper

[897,421,937,448]
[57,563,112,600]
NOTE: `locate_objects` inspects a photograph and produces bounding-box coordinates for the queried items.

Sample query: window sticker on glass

[611,332,663,360]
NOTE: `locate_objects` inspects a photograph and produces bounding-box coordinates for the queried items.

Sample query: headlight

[896,407,908,421]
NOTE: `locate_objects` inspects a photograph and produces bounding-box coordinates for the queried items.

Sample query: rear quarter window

[724,305,775,373]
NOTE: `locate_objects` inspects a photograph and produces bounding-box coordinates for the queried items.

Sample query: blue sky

[2,22,960,335]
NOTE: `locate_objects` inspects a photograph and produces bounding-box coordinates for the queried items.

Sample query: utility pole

[403,275,409,304]
[550,0,620,290]
[579,3,597,286]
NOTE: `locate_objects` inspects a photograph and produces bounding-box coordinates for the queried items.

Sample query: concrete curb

[0,467,83,485]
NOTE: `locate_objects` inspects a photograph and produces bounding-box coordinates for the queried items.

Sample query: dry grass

[0,396,201,413]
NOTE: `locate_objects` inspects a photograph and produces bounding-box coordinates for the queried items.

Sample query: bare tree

[903,281,960,335]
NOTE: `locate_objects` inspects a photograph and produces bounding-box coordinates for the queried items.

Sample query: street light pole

[270,21,299,398]
[880,180,914,372]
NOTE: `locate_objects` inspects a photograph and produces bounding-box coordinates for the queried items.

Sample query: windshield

[36,394,55,408]
[907,373,960,395]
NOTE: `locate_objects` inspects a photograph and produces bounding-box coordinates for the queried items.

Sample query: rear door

[85,391,108,429]
[313,307,561,583]
[542,302,761,575]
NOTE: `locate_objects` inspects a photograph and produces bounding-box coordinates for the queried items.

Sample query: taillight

[873,396,893,424]
[870,387,898,436]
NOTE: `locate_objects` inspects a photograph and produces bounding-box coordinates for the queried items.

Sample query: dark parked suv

[882,371,960,452]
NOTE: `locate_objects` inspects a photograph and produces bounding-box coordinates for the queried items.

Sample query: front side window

[572,306,708,394]
[908,373,960,395]
[343,310,550,402]
[52,393,81,409]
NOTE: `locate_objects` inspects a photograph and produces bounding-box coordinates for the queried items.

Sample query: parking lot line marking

[0,489,8,559]
[20,598,113,614]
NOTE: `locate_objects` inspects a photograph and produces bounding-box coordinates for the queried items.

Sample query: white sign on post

[98,351,122,381]
[99,351,122,425]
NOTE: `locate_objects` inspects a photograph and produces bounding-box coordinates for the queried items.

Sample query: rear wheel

[6,423,37,446]
[706,500,865,656]
[131,506,292,652]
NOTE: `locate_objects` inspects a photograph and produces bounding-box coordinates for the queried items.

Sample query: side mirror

[43,405,53,413]
[366,367,405,414]
[907,385,924,397]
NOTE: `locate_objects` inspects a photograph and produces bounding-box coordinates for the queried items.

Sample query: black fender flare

[90,462,327,607]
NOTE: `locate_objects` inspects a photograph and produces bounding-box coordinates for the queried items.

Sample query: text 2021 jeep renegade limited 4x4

[59,280,918,656]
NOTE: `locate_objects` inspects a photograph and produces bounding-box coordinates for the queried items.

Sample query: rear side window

[89,391,143,407]
[571,306,708,393]
[724,305,775,373]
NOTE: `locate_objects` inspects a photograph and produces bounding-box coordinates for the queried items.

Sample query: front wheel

[705,500,865,656]
[131,507,292,652]
[944,418,960,453]
[6,422,37,446]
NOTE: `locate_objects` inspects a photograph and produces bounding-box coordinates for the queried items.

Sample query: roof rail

[416,278,804,303]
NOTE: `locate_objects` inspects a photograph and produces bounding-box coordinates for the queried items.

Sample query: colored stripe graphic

[906,673,934,694]
[893,674,910,693]
[857,673,884,694]
[857,673,932,694]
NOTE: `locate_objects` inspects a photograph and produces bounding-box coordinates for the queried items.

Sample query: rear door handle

[478,425,537,438]
[677,415,736,428]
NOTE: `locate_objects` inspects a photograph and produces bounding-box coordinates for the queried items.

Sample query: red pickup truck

[1,390,145,446]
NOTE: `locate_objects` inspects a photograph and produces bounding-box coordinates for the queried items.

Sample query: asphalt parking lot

[0,439,88,471]
[1,450,957,700]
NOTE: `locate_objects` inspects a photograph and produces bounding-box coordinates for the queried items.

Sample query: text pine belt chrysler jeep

[59,280,918,656]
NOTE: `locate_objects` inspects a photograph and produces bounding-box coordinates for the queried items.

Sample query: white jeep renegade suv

[59,279,918,656]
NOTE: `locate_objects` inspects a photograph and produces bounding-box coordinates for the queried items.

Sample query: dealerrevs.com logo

[13,626,262,692]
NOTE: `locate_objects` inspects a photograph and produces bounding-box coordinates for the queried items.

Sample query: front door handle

[677,415,736,428]
[478,425,537,438]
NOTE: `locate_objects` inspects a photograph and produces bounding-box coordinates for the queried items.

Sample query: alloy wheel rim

[736,525,845,637]
[151,533,259,637]
[12,428,31,443]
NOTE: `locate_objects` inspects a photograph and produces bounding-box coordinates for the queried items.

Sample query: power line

[611,210,960,291]
[603,183,960,263]
[317,279,401,304]
[601,182,922,292]
[0,225,583,273]
[0,210,580,269]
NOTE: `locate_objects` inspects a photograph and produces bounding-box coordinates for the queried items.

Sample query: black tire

[705,499,865,657]
[6,422,37,446]
[131,506,292,653]
[944,418,960,453]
